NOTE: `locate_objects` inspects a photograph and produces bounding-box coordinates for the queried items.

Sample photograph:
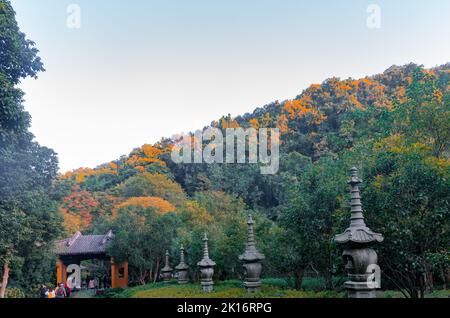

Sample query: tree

[279,156,348,289]
[119,172,186,207]
[393,68,449,157]
[363,140,449,298]
[0,0,61,297]
[104,207,179,285]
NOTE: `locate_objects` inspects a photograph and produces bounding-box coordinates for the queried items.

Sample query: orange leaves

[62,165,118,184]
[127,144,166,169]
[135,166,146,173]
[433,88,443,104]
[61,143,168,185]
[60,208,83,235]
[284,97,314,120]
[182,200,213,226]
[141,144,162,158]
[63,188,98,212]
[249,118,259,129]
[275,114,289,134]
[283,95,326,125]
[61,188,98,232]
[114,196,176,216]
[249,113,271,129]
[220,114,240,129]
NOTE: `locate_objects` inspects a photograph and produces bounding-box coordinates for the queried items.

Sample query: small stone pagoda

[175,245,189,284]
[334,167,384,298]
[160,250,173,284]
[239,215,265,293]
[197,233,216,292]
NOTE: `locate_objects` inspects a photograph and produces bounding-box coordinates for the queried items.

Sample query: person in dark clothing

[39,284,47,298]
[55,283,67,298]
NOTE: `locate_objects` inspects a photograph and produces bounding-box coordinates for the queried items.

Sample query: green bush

[5,287,26,298]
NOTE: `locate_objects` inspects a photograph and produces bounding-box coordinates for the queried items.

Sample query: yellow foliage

[220,115,240,129]
[260,113,272,128]
[60,208,83,235]
[425,156,450,174]
[276,114,289,134]
[183,200,213,225]
[127,144,166,168]
[114,197,176,216]
[249,118,259,129]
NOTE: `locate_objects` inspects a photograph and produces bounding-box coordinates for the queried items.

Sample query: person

[45,286,55,299]
[39,284,47,298]
[88,278,95,289]
[64,282,72,298]
[55,283,67,298]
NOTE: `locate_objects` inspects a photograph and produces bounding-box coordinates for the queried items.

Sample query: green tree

[279,157,348,289]
[0,0,61,297]
[104,207,179,285]
[363,144,449,298]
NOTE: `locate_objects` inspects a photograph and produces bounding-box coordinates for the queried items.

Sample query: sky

[10,0,450,172]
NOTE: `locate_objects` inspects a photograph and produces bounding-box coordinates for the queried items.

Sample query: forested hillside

[56,63,449,297]
[1,0,448,300]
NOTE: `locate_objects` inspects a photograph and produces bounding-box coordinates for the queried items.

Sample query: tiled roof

[54,230,113,256]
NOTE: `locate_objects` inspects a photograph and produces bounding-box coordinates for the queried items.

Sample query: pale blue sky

[11,0,450,171]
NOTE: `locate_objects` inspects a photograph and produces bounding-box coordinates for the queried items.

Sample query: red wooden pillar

[111,258,128,288]
[56,258,67,285]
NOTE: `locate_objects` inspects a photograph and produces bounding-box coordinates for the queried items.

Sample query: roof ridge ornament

[67,231,82,247]
[101,230,113,245]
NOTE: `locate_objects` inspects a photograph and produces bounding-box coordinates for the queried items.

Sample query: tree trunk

[153,258,160,284]
[293,269,304,290]
[325,271,334,290]
[0,263,10,298]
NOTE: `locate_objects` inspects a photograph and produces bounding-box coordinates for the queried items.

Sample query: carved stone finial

[239,215,265,293]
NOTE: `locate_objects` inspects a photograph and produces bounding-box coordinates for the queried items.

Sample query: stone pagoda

[175,245,189,284]
[239,215,265,293]
[197,233,216,292]
[334,167,384,298]
[160,250,173,284]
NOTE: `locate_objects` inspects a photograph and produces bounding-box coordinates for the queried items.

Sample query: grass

[99,279,344,298]
[377,289,449,298]
[95,277,449,299]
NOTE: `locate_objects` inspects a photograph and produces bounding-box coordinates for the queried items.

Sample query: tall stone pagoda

[239,215,265,293]
[197,233,216,292]
[175,245,189,284]
[334,167,384,298]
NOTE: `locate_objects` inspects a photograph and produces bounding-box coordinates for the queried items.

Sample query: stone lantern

[197,233,216,292]
[334,167,384,298]
[239,215,265,293]
[160,250,173,284]
[175,245,189,284]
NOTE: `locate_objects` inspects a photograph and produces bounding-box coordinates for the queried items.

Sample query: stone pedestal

[345,280,377,298]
